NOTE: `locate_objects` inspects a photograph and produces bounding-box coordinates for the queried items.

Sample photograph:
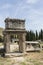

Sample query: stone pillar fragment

[4,34,10,53]
[19,33,26,53]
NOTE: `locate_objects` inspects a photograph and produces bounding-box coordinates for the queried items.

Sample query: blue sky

[0,0,43,32]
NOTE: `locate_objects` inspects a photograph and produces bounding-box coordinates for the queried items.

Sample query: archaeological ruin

[3,18,26,53]
[3,18,41,56]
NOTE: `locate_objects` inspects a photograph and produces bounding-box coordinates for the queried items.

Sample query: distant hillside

[0,27,4,36]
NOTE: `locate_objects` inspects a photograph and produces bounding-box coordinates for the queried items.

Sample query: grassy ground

[25,51,43,65]
[0,51,43,65]
[0,43,3,46]
[0,43,43,65]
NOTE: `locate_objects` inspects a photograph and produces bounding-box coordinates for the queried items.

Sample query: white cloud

[0,0,43,32]
[0,4,13,10]
[26,0,39,4]
[26,8,43,32]
[0,16,5,28]
[14,3,23,17]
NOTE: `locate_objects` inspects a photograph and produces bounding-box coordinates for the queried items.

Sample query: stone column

[19,33,26,53]
[4,34,7,52]
[4,34,10,53]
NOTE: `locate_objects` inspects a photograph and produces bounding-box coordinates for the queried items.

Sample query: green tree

[36,30,38,40]
[26,30,36,41]
[30,31,36,41]
[39,29,43,40]
[26,31,30,41]
[0,35,3,42]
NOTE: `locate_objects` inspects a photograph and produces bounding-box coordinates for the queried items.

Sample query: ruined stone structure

[3,18,26,53]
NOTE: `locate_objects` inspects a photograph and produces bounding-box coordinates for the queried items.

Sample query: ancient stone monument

[3,18,26,53]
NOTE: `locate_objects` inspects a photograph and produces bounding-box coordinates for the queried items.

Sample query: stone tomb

[3,18,26,53]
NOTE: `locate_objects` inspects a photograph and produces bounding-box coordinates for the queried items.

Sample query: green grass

[0,43,3,46]
[0,27,4,36]
[20,62,26,65]
[0,57,15,65]
[0,42,43,65]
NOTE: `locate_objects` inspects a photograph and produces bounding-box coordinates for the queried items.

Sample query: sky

[0,0,43,32]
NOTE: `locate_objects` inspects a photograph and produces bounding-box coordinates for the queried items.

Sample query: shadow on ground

[0,48,5,57]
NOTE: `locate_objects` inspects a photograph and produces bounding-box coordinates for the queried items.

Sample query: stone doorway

[4,31,26,53]
[10,34,19,52]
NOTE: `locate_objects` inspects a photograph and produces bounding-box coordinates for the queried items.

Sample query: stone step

[5,53,26,57]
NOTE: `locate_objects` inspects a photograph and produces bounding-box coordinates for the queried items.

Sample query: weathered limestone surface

[4,34,10,53]
[19,33,26,53]
[3,18,26,53]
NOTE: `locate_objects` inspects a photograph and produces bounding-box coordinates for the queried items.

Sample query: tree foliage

[39,29,43,41]
[36,30,38,40]
[0,35,4,42]
[26,30,36,41]
[26,29,43,41]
